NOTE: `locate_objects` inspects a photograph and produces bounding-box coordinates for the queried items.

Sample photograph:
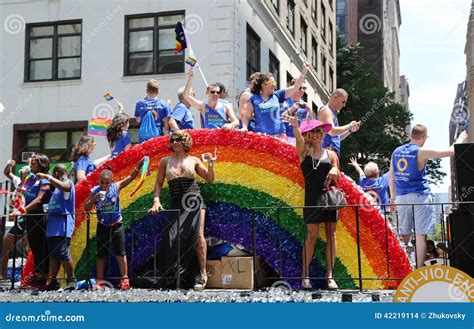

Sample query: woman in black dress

[149,130,215,290]
[287,116,340,290]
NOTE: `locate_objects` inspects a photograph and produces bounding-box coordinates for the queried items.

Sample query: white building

[0,0,336,169]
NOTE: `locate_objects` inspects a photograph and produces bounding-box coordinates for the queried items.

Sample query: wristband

[208,162,214,168]
[348,124,353,133]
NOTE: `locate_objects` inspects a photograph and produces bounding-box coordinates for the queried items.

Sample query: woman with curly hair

[241,61,309,141]
[107,113,132,158]
[287,115,340,291]
[149,130,216,290]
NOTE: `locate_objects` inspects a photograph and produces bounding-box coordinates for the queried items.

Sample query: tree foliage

[336,39,446,185]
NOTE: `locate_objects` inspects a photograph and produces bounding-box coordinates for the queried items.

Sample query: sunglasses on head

[209,90,220,95]
[170,137,183,143]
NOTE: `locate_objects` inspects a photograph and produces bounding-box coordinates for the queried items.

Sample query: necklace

[311,148,325,170]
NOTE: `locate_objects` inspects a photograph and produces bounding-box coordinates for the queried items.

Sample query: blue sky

[399,0,471,193]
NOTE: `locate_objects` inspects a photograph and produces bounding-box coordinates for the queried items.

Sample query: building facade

[336,0,404,104]
[0,0,336,168]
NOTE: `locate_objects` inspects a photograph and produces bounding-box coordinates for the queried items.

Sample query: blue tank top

[111,131,131,157]
[281,98,308,138]
[249,89,286,135]
[359,173,390,208]
[319,105,341,156]
[92,183,122,225]
[392,144,430,195]
[202,102,227,129]
[46,179,75,237]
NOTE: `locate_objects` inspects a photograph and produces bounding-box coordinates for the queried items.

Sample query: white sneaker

[327,278,338,290]
[194,273,208,291]
[302,278,312,289]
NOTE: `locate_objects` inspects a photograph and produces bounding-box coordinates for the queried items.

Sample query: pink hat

[299,119,332,134]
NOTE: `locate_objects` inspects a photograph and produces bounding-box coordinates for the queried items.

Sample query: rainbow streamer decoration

[103,93,114,101]
[129,156,150,197]
[88,117,112,137]
[26,130,411,290]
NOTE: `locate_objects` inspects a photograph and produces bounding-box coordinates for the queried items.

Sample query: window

[336,0,346,40]
[286,71,294,87]
[272,0,279,13]
[25,20,82,82]
[246,24,261,80]
[311,37,318,70]
[125,11,185,76]
[287,0,295,36]
[269,50,280,89]
[328,21,334,53]
[322,56,327,85]
[312,101,319,115]
[300,17,308,54]
[329,67,334,92]
[321,4,326,41]
[312,0,318,24]
[22,128,85,162]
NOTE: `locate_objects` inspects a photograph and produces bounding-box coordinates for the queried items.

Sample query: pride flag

[88,117,112,136]
[185,45,197,67]
[129,156,150,197]
[103,93,114,101]
[175,22,187,54]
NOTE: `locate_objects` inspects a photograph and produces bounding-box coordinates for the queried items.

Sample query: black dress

[301,151,337,224]
[158,159,204,289]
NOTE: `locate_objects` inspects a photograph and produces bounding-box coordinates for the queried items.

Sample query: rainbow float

[27,130,412,289]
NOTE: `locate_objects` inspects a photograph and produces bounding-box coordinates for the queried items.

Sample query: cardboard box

[220,256,254,289]
[206,260,222,288]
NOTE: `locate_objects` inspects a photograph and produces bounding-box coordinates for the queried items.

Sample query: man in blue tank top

[317,88,360,157]
[169,86,195,131]
[389,125,468,268]
[183,69,239,129]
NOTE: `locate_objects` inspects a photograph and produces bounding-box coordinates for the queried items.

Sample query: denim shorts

[396,193,435,235]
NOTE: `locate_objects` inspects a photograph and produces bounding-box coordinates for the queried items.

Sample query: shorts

[47,236,71,261]
[7,217,26,236]
[96,222,126,258]
[396,193,435,235]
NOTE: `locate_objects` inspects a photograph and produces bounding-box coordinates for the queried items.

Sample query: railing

[0,184,471,291]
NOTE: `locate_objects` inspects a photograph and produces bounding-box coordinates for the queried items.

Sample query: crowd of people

[0,61,468,291]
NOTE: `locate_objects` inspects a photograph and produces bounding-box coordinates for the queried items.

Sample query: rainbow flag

[103,93,114,101]
[88,117,112,136]
[185,46,197,67]
[175,22,187,54]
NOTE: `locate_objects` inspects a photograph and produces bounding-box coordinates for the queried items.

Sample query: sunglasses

[170,137,183,143]
[263,81,276,87]
[311,128,325,133]
[209,90,220,95]
[299,86,307,91]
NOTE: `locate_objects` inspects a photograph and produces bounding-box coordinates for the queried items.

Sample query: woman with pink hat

[287,116,340,290]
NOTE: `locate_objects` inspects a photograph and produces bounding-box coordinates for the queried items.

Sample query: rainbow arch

[64,130,410,289]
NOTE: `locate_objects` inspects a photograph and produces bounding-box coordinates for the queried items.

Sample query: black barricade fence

[0,199,471,291]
